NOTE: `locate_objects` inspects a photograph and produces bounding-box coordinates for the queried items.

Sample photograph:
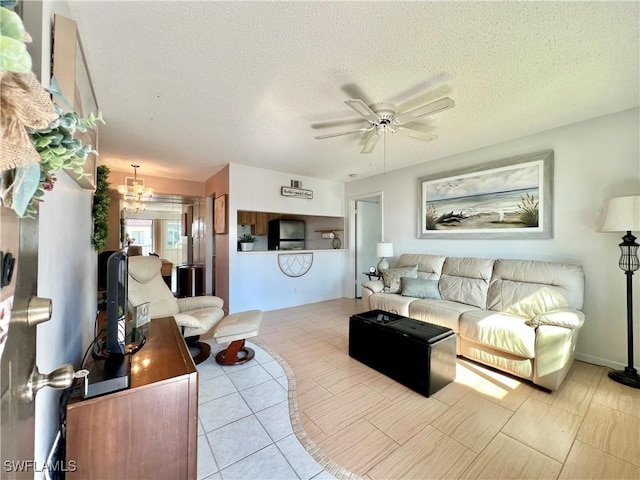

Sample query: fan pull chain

[383,125,387,175]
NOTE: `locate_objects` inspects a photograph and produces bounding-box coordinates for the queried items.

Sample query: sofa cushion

[459,310,536,358]
[487,259,584,311]
[439,257,495,309]
[396,254,446,280]
[401,277,441,299]
[409,299,479,333]
[382,265,418,293]
[368,293,415,317]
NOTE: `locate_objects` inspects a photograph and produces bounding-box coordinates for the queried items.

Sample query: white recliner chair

[127,256,225,363]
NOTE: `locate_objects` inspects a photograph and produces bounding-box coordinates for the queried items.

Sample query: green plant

[12,104,105,217]
[0,4,32,74]
[92,165,110,251]
[517,192,539,227]
[239,233,256,243]
[30,104,104,177]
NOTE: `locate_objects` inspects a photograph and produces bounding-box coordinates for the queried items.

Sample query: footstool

[214,310,263,365]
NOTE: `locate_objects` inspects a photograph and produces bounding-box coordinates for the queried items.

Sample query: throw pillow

[382,265,418,293]
[401,277,442,299]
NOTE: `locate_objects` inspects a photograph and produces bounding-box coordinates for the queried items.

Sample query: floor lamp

[599,195,640,389]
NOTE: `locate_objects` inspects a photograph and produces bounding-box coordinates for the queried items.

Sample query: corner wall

[345,108,640,369]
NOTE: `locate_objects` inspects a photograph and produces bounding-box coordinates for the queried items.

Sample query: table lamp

[599,195,640,389]
[375,242,394,273]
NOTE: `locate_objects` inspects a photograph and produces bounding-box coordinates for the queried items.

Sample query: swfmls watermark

[3,460,77,473]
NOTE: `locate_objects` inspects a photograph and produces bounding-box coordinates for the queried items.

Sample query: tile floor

[196,341,338,480]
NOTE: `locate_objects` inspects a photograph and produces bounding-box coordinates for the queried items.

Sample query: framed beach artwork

[418,150,553,239]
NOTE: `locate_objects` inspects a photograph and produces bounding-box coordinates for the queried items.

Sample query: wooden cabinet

[66,317,198,480]
[237,210,256,226]
[237,211,302,235]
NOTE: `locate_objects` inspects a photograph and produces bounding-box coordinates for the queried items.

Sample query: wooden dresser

[66,317,198,479]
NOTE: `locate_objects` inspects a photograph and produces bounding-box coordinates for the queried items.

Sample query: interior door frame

[347,191,384,298]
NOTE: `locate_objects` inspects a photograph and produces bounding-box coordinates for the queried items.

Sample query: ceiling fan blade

[395,126,437,142]
[361,132,381,154]
[315,128,369,140]
[345,99,380,124]
[396,97,455,124]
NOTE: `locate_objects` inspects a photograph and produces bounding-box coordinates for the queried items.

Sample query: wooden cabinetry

[66,317,198,480]
[238,211,298,235]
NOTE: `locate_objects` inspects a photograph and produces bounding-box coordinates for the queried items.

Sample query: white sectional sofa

[361,253,585,391]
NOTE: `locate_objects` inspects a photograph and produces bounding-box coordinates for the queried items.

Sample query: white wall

[227,163,346,312]
[36,171,95,468]
[345,108,640,370]
[22,0,98,469]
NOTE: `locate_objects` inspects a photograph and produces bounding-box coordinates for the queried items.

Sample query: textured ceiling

[67,1,639,183]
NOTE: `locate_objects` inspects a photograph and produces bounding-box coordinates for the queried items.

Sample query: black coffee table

[349,309,456,397]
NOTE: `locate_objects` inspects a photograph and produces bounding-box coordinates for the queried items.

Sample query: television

[104,250,128,355]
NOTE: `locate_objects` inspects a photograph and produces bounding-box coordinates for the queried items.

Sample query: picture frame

[418,150,553,239]
[214,194,227,234]
[124,176,144,188]
[52,14,100,190]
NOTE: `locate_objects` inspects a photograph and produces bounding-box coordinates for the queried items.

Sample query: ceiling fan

[315,97,455,154]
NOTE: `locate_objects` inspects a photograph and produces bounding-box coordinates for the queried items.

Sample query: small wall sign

[281,186,313,199]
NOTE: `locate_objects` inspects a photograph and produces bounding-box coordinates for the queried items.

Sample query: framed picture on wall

[418,150,553,239]
[214,194,227,234]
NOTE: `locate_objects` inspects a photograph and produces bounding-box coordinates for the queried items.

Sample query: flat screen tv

[104,250,128,355]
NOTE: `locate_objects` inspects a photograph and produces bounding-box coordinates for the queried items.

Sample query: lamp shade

[375,242,394,258]
[600,195,640,232]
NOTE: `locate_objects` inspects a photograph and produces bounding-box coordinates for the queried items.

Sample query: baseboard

[574,352,638,371]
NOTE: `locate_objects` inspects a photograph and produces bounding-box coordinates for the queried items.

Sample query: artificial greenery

[15,104,105,217]
[0,4,31,73]
[92,165,110,251]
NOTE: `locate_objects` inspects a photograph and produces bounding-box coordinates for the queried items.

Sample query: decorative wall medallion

[278,253,313,277]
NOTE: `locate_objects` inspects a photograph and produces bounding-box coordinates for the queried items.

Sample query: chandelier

[117,164,153,213]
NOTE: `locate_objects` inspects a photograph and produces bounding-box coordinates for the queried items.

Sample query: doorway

[351,193,383,298]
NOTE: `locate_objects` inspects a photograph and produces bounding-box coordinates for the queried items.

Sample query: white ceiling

[67,1,639,184]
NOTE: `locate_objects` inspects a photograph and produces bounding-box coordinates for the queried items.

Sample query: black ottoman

[349,310,456,397]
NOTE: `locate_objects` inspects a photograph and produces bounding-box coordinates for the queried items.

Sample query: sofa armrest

[362,280,384,294]
[526,308,585,329]
[177,295,224,312]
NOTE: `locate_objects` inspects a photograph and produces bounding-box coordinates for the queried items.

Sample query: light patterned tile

[366,390,449,444]
[368,425,476,480]
[199,392,252,433]
[255,400,294,442]
[207,416,272,469]
[302,384,386,436]
[276,434,325,480]
[432,392,513,452]
[317,419,399,474]
[592,372,640,417]
[501,397,582,462]
[577,402,640,466]
[530,364,599,416]
[220,444,298,480]
[559,440,640,479]
[199,375,237,404]
[226,364,272,390]
[197,435,218,480]
[240,379,288,412]
[460,433,561,479]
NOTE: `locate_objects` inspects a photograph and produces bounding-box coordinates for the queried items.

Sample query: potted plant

[239,233,256,251]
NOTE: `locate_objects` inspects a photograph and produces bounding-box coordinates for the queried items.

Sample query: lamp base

[608,367,640,389]
[377,258,389,273]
